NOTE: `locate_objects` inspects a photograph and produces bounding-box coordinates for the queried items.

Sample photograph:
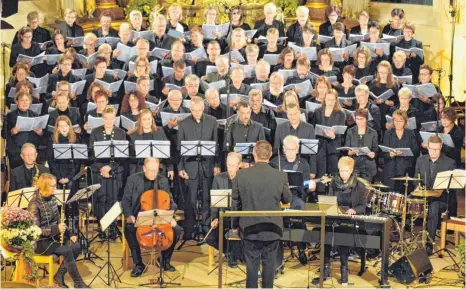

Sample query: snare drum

[381,192,405,215]
[406,198,424,216]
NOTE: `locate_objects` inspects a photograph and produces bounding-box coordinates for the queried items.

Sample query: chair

[14,255,57,286]
[439,215,465,257]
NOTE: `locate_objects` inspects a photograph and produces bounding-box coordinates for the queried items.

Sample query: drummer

[413,135,456,256]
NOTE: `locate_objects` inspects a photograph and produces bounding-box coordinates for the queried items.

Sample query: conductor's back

[231,140,291,288]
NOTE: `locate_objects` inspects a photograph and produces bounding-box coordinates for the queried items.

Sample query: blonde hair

[283,90,299,112]
[246,44,259,54]
[37,173,56,197]
[21,143,37,154]
[376,60,395,88]
[398,87,412,98]
[53,115,77,144]
[204,7,218,20]
[338,156,355,170]
[264,3,277,13]
[353,46,372,66]
[231,28,247,49]
[392,109,408,128]
[355,84,370,95]
[248,89,263,99]
[393,50,407,61]
[322,89,343,111]
[129,10,142,20]
[103,106,117,116]
[136,109,157,134]
[283,135,299,148]
[64,9,77,17]
[185,74,200,85]
[98,43,112,53]
[266,28,279,36]
[83,33,97,49]
[296,6,309,15]
[168,5,183,20]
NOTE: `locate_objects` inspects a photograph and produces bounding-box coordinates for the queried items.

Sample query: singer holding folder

[89,106,126,240]
[122,158,182,277]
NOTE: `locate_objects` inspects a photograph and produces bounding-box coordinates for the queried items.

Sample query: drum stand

[409,196,435,252]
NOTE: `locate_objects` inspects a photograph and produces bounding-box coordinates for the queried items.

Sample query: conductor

[232,140,291,288]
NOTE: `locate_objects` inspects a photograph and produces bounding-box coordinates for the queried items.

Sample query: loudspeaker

[389,249,433,284]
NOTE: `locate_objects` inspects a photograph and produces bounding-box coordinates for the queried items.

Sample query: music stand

[235,142,255,162]
[7,187,36,208]
[284,170,304,189]
[136,209,180,288]
[432,169,466,268]
[93,140,129,241]
[178,140,217,248]
[89,202,122,287]
[135,140,171,159]
[298,139,319,156]
[68,184,103,264]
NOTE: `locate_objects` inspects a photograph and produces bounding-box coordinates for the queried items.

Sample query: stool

[14,255,57,286]
[439,216,465,257]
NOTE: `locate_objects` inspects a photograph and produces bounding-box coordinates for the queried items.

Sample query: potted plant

[0,206,42,282]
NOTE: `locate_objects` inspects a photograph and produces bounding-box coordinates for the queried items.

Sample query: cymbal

[370,183,389,189]
[411,190,442,198]
[391,176,421,181]
[358,177,371,186]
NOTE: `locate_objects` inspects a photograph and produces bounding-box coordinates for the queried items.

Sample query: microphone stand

[446,4,456,106]
[225,5,234,119]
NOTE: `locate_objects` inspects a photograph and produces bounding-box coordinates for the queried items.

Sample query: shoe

[67,261,89,288]
[227,255,237,268]
[130,264,145,277]
[426,242,434,256]
[312,260,331,285]
[340,266,349,285]
[298,248,308,265]
[53,262,68,288]
[164,262,176,272]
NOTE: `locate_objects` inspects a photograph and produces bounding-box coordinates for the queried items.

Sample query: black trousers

[124,223,182,266]
[244,239,279,289]
[35,239,81,265]
[427,199,447,242]
[325,244,350,267]
[94,177,118,222]
[184,171,212,236]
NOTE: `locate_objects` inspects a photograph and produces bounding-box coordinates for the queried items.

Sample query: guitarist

[121,158,182,277]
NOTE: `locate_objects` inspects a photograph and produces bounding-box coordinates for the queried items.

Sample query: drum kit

[363,175,441,255]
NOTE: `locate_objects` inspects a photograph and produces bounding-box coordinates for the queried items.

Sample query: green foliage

[456,240,465,276]
[124,0,160,18]
[273,0,298,17]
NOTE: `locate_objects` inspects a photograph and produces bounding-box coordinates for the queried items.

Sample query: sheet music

[150,48,170,59]
[27,73,49,88]
[354,75,374,84]
[115,42,137,63]
[205,66,218,75]
[120,115,137,131]
[381,34,403,43]
[318,35,333,44]
[222,50,245,63]
[70,80,86,95]
[284,80,312,98]
[394,75,413,85]
[205,79,226,90]
[136,209,174,226]
[433,170,466,190]
[329,44,357,62]
[45,54,61,65]
[360,42,390,57]
[250,82,269,91]
[315,124,347,136]
[395,46,424,60]
[263,54,279,65]
[66,36,85,47]
[180,140,216,156]
[71,68,87,80]
[17,52,45,66]
[231,63,255,78]
[132,30,155,42]
[379,145,413,157]
[420,132,455,148]
[77,52,98,68]
[404,83,437,98]
[245,29,257,39]
[185,47,208,61]
[420,121,440,132]
[87,115,121,131]
[349,33,368,43]
[210,189,232,208]
[105,69,127,80]
[278,69,297,80]
[220,94,248,106]
[336,146,371,155]
[369,89,394,101]
[94,79,123,93]
[167,29,184,38]
[16,115,49,131]
[305,101,321,113]
[162,66,192,77]
[299,139,319,155]
[386,115,416,130]
[160,112,191,130]
[100,202,122,231]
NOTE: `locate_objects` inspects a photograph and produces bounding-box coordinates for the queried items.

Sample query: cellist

[121,157,182,277]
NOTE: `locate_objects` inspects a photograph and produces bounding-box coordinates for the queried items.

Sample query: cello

[136,182,174,251]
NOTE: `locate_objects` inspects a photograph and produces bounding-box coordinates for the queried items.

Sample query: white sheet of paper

[263,54,279,65]
[379,145,413,157]
[329,44,357,62]
[70,80,87,95]
[151,48,170,59]
[420,121,440,132]
[160,112,191,129]
[66,36,85,47]
[100,202,122,231]
[71,68,87,80]
[17,52,45,66]
[45,54,61,65]
[16,115,49,131]
[318,35,333,44]
[120,115,137,131]
[395,46,424,60]
[370,89,394,101]
[77,52,98,68]
[27,73,49,88]
[305,101,321,113]
[420,131,454,148]
[185,47,208,61]
[360,42,390,57]
[11,103,42,115]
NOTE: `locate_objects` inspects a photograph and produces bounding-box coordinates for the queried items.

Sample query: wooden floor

[17,228,462,289]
